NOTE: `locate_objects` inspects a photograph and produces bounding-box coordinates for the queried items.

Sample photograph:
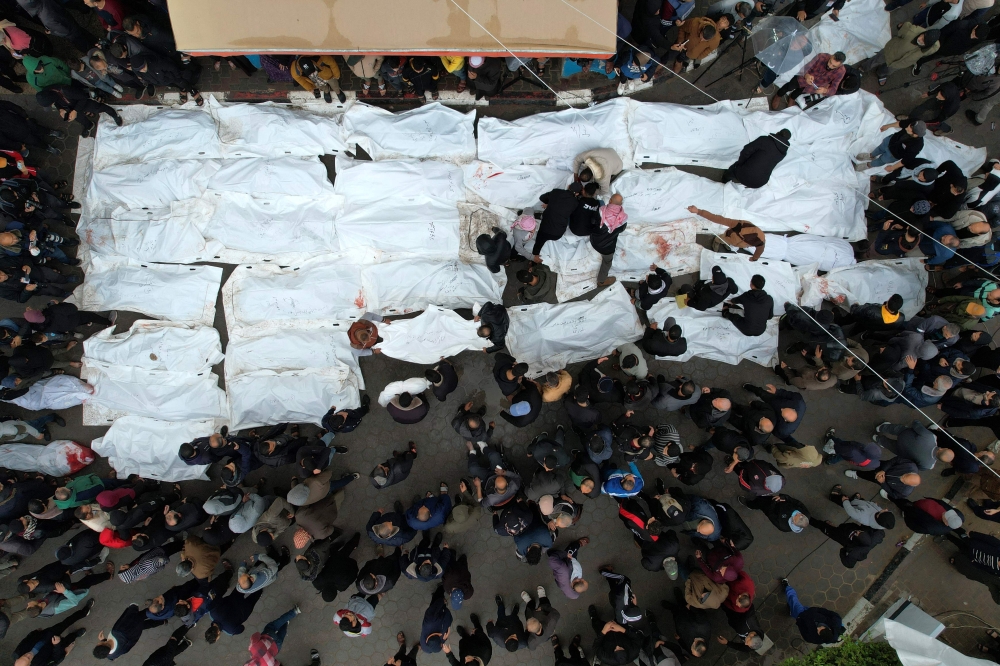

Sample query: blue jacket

[601,461,644,497]
[901,371,945,407]
[405,495,453,531]
[420,587,453,653]
[920,223,957,265]
[513,516,553,556]
[366,510,417,547]
[681,496,721,541]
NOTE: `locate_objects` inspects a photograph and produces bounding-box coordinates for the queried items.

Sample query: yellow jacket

[440,56,465,73]
[291,55,341,91]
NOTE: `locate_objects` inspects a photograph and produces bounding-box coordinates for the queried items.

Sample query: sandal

[456,80,466,93]
[361,83,370,97]
[431,91,440,100]
[193,93,205,107]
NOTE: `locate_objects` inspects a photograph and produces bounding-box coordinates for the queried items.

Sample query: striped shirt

[653,424,682,467]
[118,549,168,584]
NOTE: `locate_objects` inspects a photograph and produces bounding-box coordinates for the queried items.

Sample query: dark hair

[425,369,442,383]
[16,581,30,595]
[179,443,196,460]
[512,362,529,377]
[418,562,435,579]
[543,455,558,470]
[622,354,638,369]
[775,128,792,142]
[131,534,149,549]
[409,56,427,70]
[339,617,355,632]
[93,645,112,659]
[887,294,904,313]
[398,392,412,408]
[832,51,846,62]
[27,499,45,515]
[478,325,492,338]
[109,509,126,527]
[574,386,589,403]
[121,16,139,31]
[637,435,653,450]
[256,531,273,547]
[667,325,683,339]
[525,544,542,565]
[505,637,520,652]
[579,167,594,182]
[680,381,696,397]
[719,12,735,24]
[918,167,938,181]
[589,434,606,453]
[516,270,533,284]
[647,519,662,536]
[816,368,831,382]
[750,274,765,290]
[702,25,716,39]
[173,601,189,617]
[625,380,641,396]
[647,274,662,291]
[876,511,896,529]
[205,625,221,644]
[584,182,599,196]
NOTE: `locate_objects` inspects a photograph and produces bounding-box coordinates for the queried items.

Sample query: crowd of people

[2,0,1000,664]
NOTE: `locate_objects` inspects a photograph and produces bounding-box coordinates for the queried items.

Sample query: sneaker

[912,64,921,76]
[337,91,347,103]
[521,590,531,604]
[737,495,750,508]
[313,89,322,99]
[309,649,320,665]
[663,556,679,580]
[45,145,61,155]
[880,489,889,499]
[780,578,789,590]
[537,585,546,598]
[823,440,837,455]
[855,153,872,162]
[844,470,858,479]
[145,85,155,97]
[293,605,302,615]
[323,90,333,103]
[875,421,891,434]
[333,446,349,453]
[741,383,756,393]
[967,109,984,126]
[824,454,843,465]
[588,604,598,621]
[616,82,627,96]
[51,414,66,427]
[84,598,95,615]
[48,129,66,139]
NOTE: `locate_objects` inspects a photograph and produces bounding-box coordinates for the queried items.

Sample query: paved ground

[0,1,999,664]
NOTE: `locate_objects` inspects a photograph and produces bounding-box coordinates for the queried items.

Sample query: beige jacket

[773,445,824,469]
[182,535,221,580]
[684,571,729,609]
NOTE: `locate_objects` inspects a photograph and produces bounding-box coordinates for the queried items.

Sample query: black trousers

[70,100,119,132]
[142,625,190,666]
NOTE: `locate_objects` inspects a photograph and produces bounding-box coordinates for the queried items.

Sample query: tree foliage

[779,640,903,666]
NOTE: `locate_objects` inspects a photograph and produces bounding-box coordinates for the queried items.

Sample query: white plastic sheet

[629,100,753,167]
[225,324,364,388]
[196,191,340,262]
[540,235,603,302]
[758,233,856,271]
[611,219,703,281]
[463,161,572,209]
[227,367,360,430]
[334,195,461,258]
[478,98,633,168]
[700,251,799,313]
[6,375,93,411]
[505,282,644,377]
[377,305,484,364]
[0,441,95,476]
[66,256,222,327]
[106,200,219,264]
[362,259,505,315]
[91,416,212,481]
[211,99,347,158]
[84,359,228,422]
[612,169,727,225]
[87,159,218,217]
[646,300,780,367]
[886,620,993,666]
[83,321,223,373]
[93,109,222,171]
[774,0,891,85]
[342,102,477,163]
[335,157,465,204]
[222,258,367,333]
[379,377,432,407]
[799,257,928,317]
[208,156,334,197]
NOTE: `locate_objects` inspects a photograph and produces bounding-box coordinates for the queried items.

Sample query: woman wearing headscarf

[511,209,537,260]
[591,194,628,289]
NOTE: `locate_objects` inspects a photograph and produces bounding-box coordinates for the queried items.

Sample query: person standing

[243,606,302,665]
[780,579,845,644]
[487,594,528,653]
[443,612,493,665]
[420,585,453,653]
[92,603,168,659]
[532,187,579,259]
[522,586,560,649]
[591,194,627,289]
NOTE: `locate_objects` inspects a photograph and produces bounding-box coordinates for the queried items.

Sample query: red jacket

[99,528,132,549]
[722,570,756,613]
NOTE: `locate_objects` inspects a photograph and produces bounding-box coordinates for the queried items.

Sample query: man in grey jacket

[873,421,954,470]
[828,485,896,529]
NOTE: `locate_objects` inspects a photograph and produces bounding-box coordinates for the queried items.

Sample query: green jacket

[22,55,71,91]
[973,281,1000,321]
[884,23,941,72]
[53,474,104,509]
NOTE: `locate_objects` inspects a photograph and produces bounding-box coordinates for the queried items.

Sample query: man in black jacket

[487,595,527,653]
[846,456,921,500]
[443,612,493,665]
[677,266,739,311]
[742,383,805,449]
[588,604,643,664]
[13,599,91,664]
[741,493,810,533]
[896,497,964,534]
[782,579,845,644]
[711,500,754,551]
[811,520,885,567]
[858,119,925,171]
[532,188,579,258]
[914,20,988,74]
[724,129,791,188]
[500,380,542,427]
[723,275,774,337]
[689,388,733,430]
[370,443,417,490]
[476,302,509,354]
[426,359,458,402]
[641,318,687,357]
[661,594,710,659]
[635,265,672,311]
[569,182,601,236]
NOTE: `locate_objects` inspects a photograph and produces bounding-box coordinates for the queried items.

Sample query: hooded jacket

[728,134,789,188]
[885,23,942,70]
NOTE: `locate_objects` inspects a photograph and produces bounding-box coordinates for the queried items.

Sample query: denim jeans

[261,607,299,651]
[785,584,807,618]
[870,135,895,167]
